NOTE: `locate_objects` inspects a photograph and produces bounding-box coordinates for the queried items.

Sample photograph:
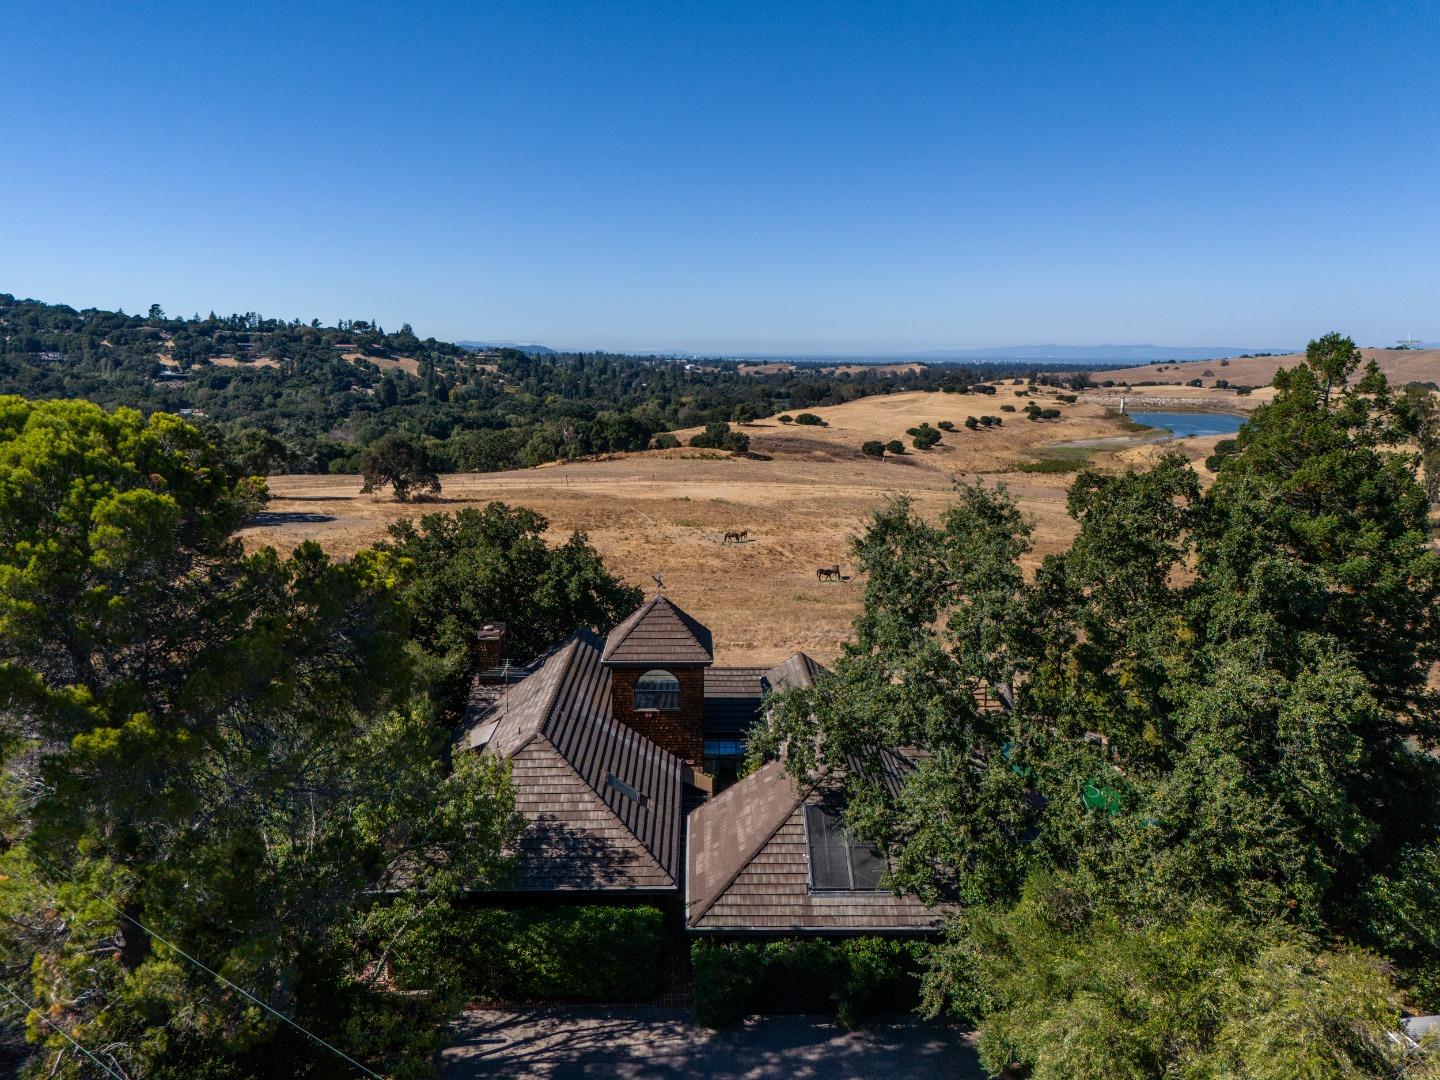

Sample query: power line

[28,852,385,1080]
[0,977,127,1080]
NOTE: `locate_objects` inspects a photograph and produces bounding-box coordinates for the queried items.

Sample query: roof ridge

[687,761,809,926]
[536,633,584,730]
[657,596,705,653]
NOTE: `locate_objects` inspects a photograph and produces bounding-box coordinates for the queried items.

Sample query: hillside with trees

[0,294,1053,477]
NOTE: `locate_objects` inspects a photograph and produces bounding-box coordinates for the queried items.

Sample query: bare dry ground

[248,388,1222,666]
[1090,347,1440,390]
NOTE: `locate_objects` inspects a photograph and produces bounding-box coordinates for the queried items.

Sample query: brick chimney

[475,622,508,679]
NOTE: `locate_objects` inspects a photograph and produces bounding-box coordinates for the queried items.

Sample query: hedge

[379,903,666,1003]
[692,937,928,1029]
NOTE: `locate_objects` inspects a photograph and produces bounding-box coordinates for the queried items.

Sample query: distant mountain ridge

[453,341,1296,363]
[456,340,556,355]
[919,344,1297,362]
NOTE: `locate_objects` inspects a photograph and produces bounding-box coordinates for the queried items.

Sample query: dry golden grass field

[247,387,1237,666]
[1090,347,1440,390]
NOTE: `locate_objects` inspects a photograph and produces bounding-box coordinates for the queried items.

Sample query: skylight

[803,804,886,891]
[605,773,648,806]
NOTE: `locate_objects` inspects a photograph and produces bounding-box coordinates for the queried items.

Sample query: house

[458,596,948,935]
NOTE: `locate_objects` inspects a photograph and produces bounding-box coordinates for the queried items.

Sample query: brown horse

[816,564,841,581]
[723,529,748,544]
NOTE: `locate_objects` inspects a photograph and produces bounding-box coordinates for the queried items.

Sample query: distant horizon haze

[4,1,1438,352]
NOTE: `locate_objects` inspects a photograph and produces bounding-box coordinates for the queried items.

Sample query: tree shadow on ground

[437,1006,983,1079]
[246,512,335,525]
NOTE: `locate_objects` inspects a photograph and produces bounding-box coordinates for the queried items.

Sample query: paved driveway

[438,1007,983,1079]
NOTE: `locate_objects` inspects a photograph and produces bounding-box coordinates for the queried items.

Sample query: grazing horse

[816,564,841,581]
[723,529,748,544]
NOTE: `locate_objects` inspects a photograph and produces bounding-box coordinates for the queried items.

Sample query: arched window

[634,669,680,712]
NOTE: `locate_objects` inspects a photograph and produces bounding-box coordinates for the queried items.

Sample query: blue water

[1128,411,1245,438]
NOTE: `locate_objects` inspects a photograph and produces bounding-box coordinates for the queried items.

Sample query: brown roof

[704,666,768,697]
[685,757,946,933]
[762,652,826,692]
[602,596,714,666]
[460,629,685,891]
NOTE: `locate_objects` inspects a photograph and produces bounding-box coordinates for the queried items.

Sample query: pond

[1127,411,1246,438]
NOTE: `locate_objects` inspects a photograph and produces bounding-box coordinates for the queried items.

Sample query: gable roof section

[761,651,827,693]
[602,596,714,666]
[461,628,685,888]
[686,753,945,932]
[687,760,802,925]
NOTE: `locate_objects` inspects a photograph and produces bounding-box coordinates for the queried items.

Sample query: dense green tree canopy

[377,503,643,715]
[752,336,1440,1076]
[0,400,520,1078]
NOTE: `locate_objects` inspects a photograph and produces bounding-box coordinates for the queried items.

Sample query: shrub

[964,416,979,430]
[385,903,666,1003]
[692,938,926,1029]
[1001,404,1016,412]
[972,384,997,395]
[1015,456,1086,474]
[937,420,955,431]
[910,424,942,450]
[1057,393,1077,404]
[652,433,680,450]
[886,439,905,455]
[1234,386,1254,395]
[1187,378,1203,387]
[778,414,795,424]
[794,412,825,426]
[861,440,885,459]
[691,421,750,453]
[1205,438,1241,474]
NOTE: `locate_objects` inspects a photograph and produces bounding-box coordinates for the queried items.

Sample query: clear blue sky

[4,1,1437,354]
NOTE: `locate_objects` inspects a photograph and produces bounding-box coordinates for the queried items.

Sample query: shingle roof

[762,652,827,692]
[685,756,946,932]
[602,596,714,666]
[460,629,685,890]
[703,666,767,733]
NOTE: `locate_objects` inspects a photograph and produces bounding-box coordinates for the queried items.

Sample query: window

[634,669,680,711]
[803,804,886,892]
[703,736,746,790]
